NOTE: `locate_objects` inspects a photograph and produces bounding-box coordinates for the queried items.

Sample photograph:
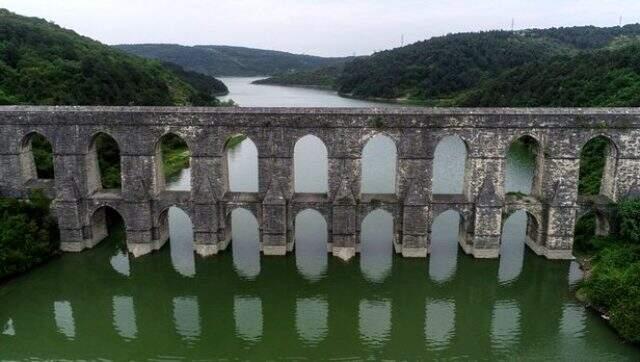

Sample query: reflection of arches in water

[155,133,192,191]
[432,135,468,194]
[229,208,261,279]
[20,132,54,181]
[295,209,328,281]
[234,296,263,343]
[429,210,463,283]
[578,135,618,199]
[2,318,15,336]
[87,132,121,192]
[425,299,455,350]
[490,300,521,350]
[361,134,397,194]
[295,297,328,345]
[53,301,76,340]
[112,296,137,340]
[499,210,536,284]
[505,135,543,195]
[360,209,394,282]
[294,135,328,193]
[159,206,196,277]
[225,136,259,192]
[560,303,586,336]
[173,296,201,342]
[358,299,391,346]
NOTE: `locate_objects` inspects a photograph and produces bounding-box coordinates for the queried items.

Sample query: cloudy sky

[1,0,639,57]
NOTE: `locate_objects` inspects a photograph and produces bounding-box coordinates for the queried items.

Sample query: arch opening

[20,133,54,182]
[574,211,610,254]
[361,134,397,194]
[499,210,539,284]
[87,133,121,192]
[360,209,394,282]
[429,210,463,283]
[229,208,261,279]
[505,135,542,196]
[90,206,126,249]
[432,135,468,194]
[579,136,618,199]
[294,135,328,193]
[225,135,259,193]
[156,133,191,191]
[158,206,196,277]
[295,209,328,281]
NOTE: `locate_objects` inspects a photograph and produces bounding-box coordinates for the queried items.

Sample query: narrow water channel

[0,79,637,360]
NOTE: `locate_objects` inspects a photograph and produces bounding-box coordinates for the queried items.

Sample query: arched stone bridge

[1,106,638,261]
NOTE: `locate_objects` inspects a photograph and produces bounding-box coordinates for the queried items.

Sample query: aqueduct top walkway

[1,106,639,260]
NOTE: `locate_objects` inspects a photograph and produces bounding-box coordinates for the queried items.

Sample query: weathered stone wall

[1,106,639,261]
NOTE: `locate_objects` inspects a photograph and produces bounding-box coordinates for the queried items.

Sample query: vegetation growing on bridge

[159,134,191,184]
[578,137,609,196]
[0,190,59,281]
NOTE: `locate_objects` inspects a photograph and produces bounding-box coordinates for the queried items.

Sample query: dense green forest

[252,62,347,89]
[115,44,347,77]
[457,43,640,107]
[0,9,226,106]
[0,191,59,281]
[258,24,640,106]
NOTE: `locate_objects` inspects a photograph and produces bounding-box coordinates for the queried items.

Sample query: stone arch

[224,206,261,247]
[87,132,122,193]
[505,134,544,196]
[228,207,261,279]
[361,134,397,194]
[294,209,329,280]
[89,205,126,247]
[223,134,259,193]
[431,209,466,246]
[360,208,394,282]
[294,135,328,193]
[578,135,619,200]
[432,134,469,194]
[20,131,54,182]
[429,209,464,283]
[501,209,543,252]
[154,132,192,192]
[294,208,329,239]
[156,205,195,247]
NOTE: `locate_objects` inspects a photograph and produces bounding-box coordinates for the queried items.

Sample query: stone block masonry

[1,106,638,261]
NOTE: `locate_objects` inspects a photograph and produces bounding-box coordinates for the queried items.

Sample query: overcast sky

[1,0,639,57]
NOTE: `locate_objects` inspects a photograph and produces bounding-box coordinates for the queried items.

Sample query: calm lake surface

[1,80,638,360]
[218,77,391,107]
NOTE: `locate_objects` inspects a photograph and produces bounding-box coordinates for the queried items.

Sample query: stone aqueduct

[1,106,638,261]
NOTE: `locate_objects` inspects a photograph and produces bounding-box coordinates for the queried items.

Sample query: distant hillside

[115,44,347,77]
[457,43,640,107]
[252,62,348,89]
[161,62,228,96]
[0,9,224,106]
[256,24,640,106]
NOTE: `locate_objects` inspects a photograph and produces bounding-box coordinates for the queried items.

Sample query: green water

[1,232,638,360]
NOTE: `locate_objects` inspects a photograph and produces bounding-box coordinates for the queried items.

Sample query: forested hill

[457,43,640,107]
[115,44,347,77]
[258,24,640,106]
[0,9,225,106]
[338,25,640,102]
